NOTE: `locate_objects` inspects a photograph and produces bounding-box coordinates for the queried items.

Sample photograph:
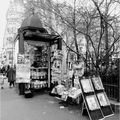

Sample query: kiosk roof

[21,13,43,29]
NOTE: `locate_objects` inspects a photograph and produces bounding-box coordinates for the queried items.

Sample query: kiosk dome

[20,13,43,29]
[18,13,62,54]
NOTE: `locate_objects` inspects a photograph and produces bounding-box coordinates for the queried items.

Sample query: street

[0,82,119,120]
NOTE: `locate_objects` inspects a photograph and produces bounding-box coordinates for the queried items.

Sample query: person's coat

[7,67,16,82]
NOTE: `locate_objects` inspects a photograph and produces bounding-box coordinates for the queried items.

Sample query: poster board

[16,54,30,83]
[16,64,30,79]
[80,77,114,120]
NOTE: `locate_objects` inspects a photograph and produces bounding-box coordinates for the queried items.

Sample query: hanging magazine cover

[81,79,94,93]
[92,77,104,90]
[73,61,84,77]
[86,95,100,111]
[97,92,110,106]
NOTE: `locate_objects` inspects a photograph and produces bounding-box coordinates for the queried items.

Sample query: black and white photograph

[97,92,110,107]
[86,95,100,111]
[0,0,119,120]
[81,78,94,93]
[92,77,104,90]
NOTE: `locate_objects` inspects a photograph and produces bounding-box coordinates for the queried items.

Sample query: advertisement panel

[16,54,30,83]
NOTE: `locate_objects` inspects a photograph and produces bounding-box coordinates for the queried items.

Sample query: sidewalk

[0,81,119,120]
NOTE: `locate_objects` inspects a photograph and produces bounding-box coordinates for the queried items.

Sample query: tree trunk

[73,0,79,60]
[105,17,109,74]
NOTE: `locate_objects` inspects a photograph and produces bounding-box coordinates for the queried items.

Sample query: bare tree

[21,0,120,75]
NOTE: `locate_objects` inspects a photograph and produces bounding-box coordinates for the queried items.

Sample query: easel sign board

[80,78,114,120]
[80,79,104,120]
[97,92,114,117]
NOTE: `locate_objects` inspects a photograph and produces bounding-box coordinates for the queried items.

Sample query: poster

[92,77,104,90]
[97,92,110,106]
[16,63,30,79]
[81,79,94,93]
[16,54,30,83]
[73,61,84,77]
[86,95,100,111]
[17,54,25,64]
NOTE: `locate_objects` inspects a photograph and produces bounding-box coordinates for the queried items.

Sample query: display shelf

[30,76,48,80]
[30,67,48,69]
[29,45,50,89]
[31,79,47,81]
[30,80,48,89]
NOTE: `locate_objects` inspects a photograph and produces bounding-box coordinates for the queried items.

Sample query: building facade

[3,0,25,65]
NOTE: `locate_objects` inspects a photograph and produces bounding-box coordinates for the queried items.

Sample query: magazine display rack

[80,76,114,120]
[30,45,48,90]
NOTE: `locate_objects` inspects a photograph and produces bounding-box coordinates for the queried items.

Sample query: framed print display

[92,77,104,90]
[81,79,94,93]
[97,92,110,106]
[86,95,100,111]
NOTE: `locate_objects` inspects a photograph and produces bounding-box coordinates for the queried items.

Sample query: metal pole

[118,58,120,102]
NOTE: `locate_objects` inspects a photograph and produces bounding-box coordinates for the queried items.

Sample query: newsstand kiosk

[15,13,62,96]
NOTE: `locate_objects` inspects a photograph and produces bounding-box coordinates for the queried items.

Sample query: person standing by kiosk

[7,66,16,88]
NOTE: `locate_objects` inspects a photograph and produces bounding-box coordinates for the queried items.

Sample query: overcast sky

[0,0,10,51]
